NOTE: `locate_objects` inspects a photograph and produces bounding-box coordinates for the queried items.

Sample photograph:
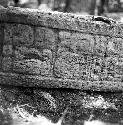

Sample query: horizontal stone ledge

[0,7,123,38]
[0,72,123,92]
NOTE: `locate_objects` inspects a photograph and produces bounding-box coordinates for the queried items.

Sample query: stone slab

[0,7,123,92]
[0,72,123,92]
[0,7,123,38]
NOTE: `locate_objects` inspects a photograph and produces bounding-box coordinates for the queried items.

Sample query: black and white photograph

[0,0,123,125]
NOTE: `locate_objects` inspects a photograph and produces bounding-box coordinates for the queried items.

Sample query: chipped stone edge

[0,7,123,38]
[0,72,123,92]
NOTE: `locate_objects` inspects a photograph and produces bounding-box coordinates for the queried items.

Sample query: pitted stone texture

[14,46,43,60]
[59,31,94,54]
[1,7,123,38]
[3,45,13,56]
[94,35,108,56]
[2,57,12,71]
[13,46,53,76]
[13,59,52,76]
[55,52,80,79]
[0,24,4,55]
[55,31,95,80]
[106,55,123,82]
[0,24,4,70]
[4,24,34,46]
[1,72,123,91]
[107,37,123,55]
[1,7,123,91]
[0,56,2,70]
[4,24,12,44]
[35,27,57,51]
[55,52,107,81]
[55,31,123,82]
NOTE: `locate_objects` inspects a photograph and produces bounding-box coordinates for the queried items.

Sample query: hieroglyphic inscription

[55,31,123,82]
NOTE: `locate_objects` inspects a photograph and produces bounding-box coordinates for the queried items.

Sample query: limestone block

[2,57,12,71]
[4,24,34,46]
[3,45,13,56]
[35,27,56,51]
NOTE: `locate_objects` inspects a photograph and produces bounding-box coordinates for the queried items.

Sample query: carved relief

[4,24,34,46]
[55,32,95,80]
[55,31,123,82]
[13,46,53,76]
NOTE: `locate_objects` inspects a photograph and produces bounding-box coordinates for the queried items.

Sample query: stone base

[0,72,123,92]
[0,84,123,124]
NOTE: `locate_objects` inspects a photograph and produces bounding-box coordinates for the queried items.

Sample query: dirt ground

[0,85,123,125]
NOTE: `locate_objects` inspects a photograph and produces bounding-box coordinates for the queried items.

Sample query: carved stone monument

[0,7,123,124]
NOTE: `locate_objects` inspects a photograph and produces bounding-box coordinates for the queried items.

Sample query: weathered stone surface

[54,52,80,79]
[0,7,123,91]
[13,59,52,76]
[55,32,98,80]
[59,31,95,54]
[94,35,108,56]
[2,57,12,71]
[35,27,56,50]
[4,24,13,44]
[0,7,123,38]
[107,37,123,55]
[0,24,3,71]
[2,45,13,56]
[54,53,123,82]
[0,24,4,55]
[1,6,123,125]
[0,56,2,70]
[54,30,123,82]
[14,46,44,60]
[13,46,53,76]
[4,23,34,46]
[0,72,123,91]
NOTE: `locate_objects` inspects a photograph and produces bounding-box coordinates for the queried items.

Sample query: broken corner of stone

[0,7,123,92]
